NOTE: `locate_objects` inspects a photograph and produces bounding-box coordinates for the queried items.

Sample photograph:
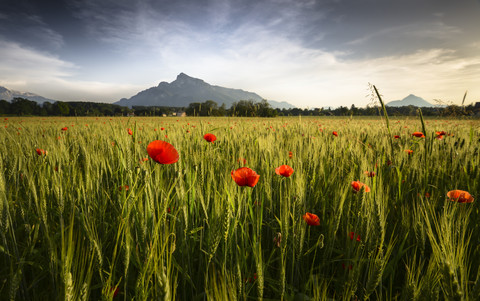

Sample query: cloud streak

[0,10,64,51]
[0,40,74,78]
[0,39,143,102]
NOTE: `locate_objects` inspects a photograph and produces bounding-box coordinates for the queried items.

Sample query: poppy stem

[133,121,137,160]
[276,178,287,299]
[417,108,429,184]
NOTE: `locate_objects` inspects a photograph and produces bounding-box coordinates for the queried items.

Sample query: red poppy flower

[447,190,474,203]
[405,149,413,155]
[351,181,371,193]
[127,128,133,135]
[61,127,68,131]
[119,185,129,191]
[412,132,425,138]
[231,167,260,187]
[436,131,446,136]
[275,165,294,177]
[203,133,216,143]
[288,151,293,158]
[36,148,47,156]
[394,135,400,139]
[332,131,338,137]
[303,213,320,226]
[147,140,179,164]
[111,286,119,297]
[364,171,376,177]
[342,263,353,270]
[349,231,361,241]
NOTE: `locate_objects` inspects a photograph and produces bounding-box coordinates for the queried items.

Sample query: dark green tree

[10,98,39,115]
[0,99,10,114]
[230,100,257,117]
[54,101,70,116]
[257,99,277,117]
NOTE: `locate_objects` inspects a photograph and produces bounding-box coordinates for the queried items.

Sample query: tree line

[279,103,480,117]
[0,98,134,116]
[186,99,278,117]
[1,97,479,117]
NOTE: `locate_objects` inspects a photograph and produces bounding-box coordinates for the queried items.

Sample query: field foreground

[0,116,479,300]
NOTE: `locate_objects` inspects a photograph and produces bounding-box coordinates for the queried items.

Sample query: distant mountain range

[386,94,435,107]
[115,73,296,109]
[0,86,57,104]
[1,80,437,110]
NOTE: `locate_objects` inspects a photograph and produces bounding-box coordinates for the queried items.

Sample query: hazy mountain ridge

[0,86,58,104]
[115,73,296,109]
[386,94,435,107]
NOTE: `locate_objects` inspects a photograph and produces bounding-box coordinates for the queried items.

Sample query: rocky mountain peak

[172,72,205,87]
[115,73,296,109]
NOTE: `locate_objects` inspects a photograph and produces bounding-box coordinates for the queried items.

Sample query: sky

[0,0,479,108]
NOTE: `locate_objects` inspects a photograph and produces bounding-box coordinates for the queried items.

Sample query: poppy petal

[147,140,179,164]
[447,190,474,203]
[203,133,217,142]
[275,165,294,177]
[303,213,320,226]
[351,181,370,193]
[231,167,260,187]
[412,132,425,138]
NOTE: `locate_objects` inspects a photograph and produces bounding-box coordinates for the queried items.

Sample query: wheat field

[0,114,479,300]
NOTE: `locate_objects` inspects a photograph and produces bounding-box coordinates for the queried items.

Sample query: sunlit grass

[0,115,479,300]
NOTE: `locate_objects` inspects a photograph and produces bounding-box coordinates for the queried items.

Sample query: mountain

[268,100,297,109]
[386,94,435,107]
[115,73,296,109]
[0,86,58,104]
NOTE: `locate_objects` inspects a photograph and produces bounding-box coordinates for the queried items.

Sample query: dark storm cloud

[2,0,479,60]
[295,0,480,59]
[0,0,65,51]
[62,0,480,61]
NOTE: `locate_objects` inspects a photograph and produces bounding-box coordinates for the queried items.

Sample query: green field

[1,115,479,300]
